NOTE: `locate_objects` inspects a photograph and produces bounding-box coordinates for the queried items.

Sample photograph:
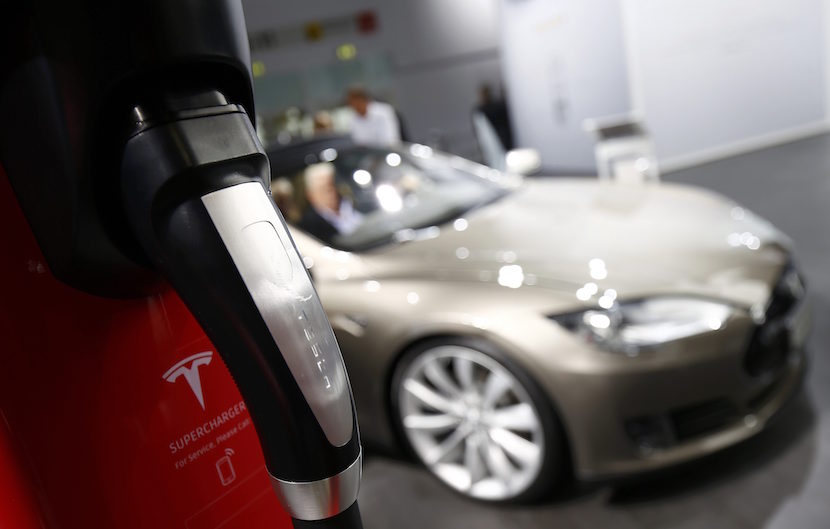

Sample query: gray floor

[357,135,830,529]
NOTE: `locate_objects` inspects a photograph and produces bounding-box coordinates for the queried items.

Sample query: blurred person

[346,85,401,147]
[300,162,363,240]
[312,110,334,134]
[271,177,300,223]
[474,83,514,150]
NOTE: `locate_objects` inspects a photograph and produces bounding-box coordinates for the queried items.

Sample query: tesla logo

[163,352,213,410]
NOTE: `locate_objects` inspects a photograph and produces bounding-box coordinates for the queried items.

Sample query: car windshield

[272,144,516,251]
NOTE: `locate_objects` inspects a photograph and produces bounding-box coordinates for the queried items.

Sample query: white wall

[241,0,502,158]
[622,0,827,171]
[499,0,632,171]
[499,0,828,172]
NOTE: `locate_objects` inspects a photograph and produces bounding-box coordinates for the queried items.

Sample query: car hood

[364,179,789,309]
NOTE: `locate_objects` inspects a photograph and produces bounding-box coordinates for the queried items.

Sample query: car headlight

[551,298,735,355]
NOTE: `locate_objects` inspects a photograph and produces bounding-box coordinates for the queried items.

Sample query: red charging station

[1,1,364,526]
[0,164,293,527]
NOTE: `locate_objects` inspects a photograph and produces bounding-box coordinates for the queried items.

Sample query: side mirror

[504,148,541,175]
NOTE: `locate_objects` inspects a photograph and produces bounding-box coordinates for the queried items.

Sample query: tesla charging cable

[120,92,362,527]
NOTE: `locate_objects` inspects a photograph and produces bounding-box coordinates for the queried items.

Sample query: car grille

[670,398,740,442]
[744,263,804,377]
[624,398,741,450]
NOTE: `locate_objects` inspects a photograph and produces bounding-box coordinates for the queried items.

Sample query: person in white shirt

[299,162,363,241]
[346,86,401,147]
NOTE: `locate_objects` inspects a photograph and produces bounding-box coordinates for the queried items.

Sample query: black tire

[389,336,569,503]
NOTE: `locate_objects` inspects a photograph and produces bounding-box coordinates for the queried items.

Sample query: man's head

[304,162,340,213]
[346,86,370,117]
[313,110,333,132]
[478,83,494,105]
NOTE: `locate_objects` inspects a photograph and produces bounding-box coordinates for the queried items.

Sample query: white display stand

[584,114,659,183]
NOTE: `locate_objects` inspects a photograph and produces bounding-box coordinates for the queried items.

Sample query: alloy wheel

[397,345,546,500]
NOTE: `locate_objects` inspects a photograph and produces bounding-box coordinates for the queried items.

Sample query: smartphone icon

[216,455,236,486]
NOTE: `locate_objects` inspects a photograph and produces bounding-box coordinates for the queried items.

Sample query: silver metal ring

[269,451,362,521]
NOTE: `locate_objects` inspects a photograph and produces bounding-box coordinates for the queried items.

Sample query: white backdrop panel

[622,0,826,167]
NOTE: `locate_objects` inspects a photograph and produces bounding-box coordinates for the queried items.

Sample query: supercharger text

[169,401,247,455]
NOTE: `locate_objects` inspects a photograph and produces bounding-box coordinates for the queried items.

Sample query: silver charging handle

[202,182,361,520]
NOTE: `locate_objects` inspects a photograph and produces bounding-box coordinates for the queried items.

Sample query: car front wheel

[391,338,565,502]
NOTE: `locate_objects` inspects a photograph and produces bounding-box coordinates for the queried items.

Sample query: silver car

[267,136,810,503]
